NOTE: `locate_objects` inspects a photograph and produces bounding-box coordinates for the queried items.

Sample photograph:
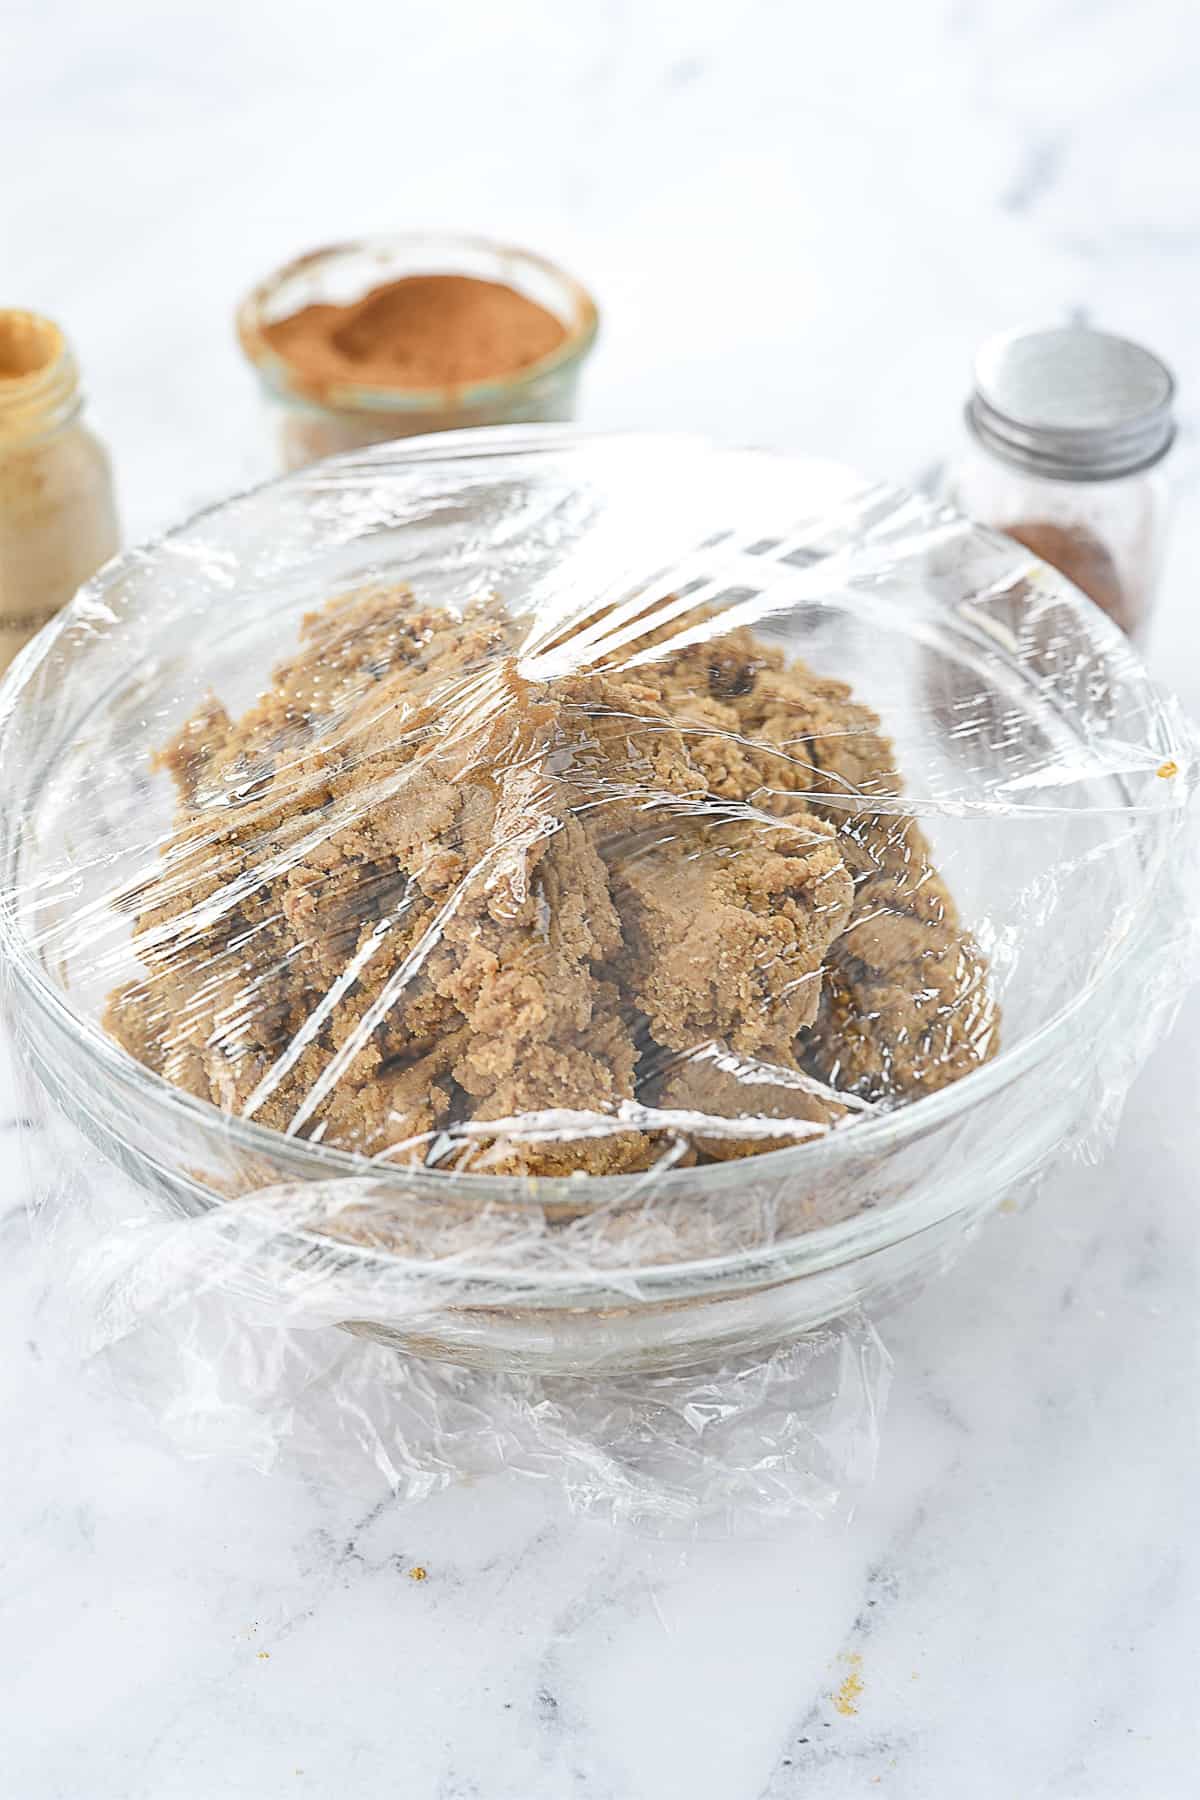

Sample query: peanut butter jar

[0,311,120,677]
[236,233,599,472]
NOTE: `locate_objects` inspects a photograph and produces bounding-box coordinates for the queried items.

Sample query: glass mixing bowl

[0,428,1193,1373]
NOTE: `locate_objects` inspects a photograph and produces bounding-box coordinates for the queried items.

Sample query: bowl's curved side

[0,426,1194,1375]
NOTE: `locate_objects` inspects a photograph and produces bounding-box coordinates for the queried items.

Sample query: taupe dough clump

[105,589,996,1174]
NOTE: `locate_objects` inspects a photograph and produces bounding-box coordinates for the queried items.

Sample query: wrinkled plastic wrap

[2,429,1197,1525]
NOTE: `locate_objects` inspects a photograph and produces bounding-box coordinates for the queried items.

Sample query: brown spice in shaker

[261,274,568,396]
[1003,520,1133,635]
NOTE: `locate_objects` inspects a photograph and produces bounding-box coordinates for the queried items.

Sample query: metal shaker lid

[967,326,1175,481]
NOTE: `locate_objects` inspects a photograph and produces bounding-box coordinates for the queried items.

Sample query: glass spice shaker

[0,310,121,678]
[948,326,1176,642]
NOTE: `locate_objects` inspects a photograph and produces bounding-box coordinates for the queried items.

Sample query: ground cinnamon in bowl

[237,234,599,470]
[262,274,568,397]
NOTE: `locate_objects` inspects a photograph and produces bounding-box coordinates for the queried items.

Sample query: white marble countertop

[2,2,1198,1794]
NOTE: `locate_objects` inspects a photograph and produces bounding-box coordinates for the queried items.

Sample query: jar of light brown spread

[0,310,121,675]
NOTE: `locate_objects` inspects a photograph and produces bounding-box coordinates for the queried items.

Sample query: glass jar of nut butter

[0,310,120,677]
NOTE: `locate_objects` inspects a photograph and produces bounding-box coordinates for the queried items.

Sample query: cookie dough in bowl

[0,428,1193,1372]
[101,587,994,1179]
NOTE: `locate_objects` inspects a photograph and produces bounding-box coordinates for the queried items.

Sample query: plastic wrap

[19,1115,892,1528]
[2,428,1197,1523]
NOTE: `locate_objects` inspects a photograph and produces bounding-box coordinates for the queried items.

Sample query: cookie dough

[105,589,996,1174]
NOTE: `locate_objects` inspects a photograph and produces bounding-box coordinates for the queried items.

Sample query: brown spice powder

[262,274,568,396]
[1004,519,1133,635]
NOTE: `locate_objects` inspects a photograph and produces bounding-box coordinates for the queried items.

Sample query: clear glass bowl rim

[0,425,1185,1280]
